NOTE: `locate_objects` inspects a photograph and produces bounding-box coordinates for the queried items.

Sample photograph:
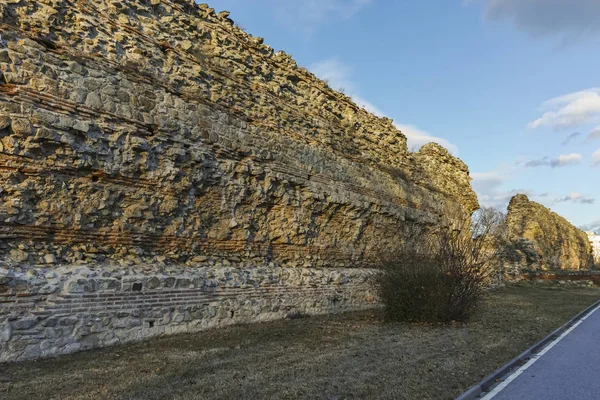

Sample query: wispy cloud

[562,132,582,145]
[471,171,505,198]
[394,124,458,155]
[556,192,595,204]
[272,0,372,34]
[524,153,583,168]
[310,57,458,154]
[471,165,593,211]
[593,149,600,166]
[588,126,600,141]
[310,58,384,116]
[470,167,544,210]
[472,0,600,40]
[581,219,600,233]
[474,184,546,210]
[471,171,512,209]
[528,88,600,131]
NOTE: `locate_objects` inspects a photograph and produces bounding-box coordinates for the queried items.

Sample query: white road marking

[480,303,600,400]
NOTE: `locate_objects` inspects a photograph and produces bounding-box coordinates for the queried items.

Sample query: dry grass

[1,285,599,400]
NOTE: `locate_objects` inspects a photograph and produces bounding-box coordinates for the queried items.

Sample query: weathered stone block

[0,323,12,342]
[13,317,37,330]
[67,279,96,293]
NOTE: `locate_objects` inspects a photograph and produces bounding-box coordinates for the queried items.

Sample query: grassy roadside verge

[1,285,599,400]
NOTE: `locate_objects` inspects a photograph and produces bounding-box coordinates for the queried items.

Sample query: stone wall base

[0,264,376,362]
[505,271,600,287]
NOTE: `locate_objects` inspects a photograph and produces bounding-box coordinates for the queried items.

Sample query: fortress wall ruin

[0,0,477,361]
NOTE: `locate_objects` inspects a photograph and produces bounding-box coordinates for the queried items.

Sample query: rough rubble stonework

[587,232,600,264]
[505,194,594,272]
[0,0,478,361]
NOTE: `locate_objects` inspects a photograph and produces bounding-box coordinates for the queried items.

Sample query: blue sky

[209,0,600,232]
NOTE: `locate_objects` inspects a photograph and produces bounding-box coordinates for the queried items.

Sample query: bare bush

[472,206,510,281]
[374,207,502,323]
[471,206,507,243]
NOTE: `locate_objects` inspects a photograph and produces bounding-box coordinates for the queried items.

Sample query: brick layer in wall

[0,265,375,362]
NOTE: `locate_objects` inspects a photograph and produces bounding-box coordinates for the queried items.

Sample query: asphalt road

[483,305,600,400]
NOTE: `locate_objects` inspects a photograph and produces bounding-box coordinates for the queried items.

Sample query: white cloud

[528,88,600,131]
[470,168,539,210]
[475,186,544,210]
[351,94,384,118]
[473,159,596,220]
[310,58,385,117]
[310,58,458,154]
[593,149,600,166]
[272,0,372,33]
[471,171,505,194]
[475,0,600,39]
[553,153,583,167]
[310,58,351,87]
[525,153,583,168]
[394,124,458,155]
[471,171,508,209]
[470,166,592,210]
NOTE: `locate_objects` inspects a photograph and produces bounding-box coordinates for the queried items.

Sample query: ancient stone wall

[587,232,600,265]
[0,0,477,361]
[505,194,594,271]
[505,271,600,287]
[0,264,374,362]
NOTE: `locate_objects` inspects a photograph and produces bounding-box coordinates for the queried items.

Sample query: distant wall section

[505,195,594,271]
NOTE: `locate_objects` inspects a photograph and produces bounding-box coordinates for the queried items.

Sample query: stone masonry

[505,194,594,271]
[0,264,374,362]
[587,232,600,265]
[0,0,478,361]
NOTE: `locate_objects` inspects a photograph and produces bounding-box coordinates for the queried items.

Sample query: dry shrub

[374,207,502,323]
